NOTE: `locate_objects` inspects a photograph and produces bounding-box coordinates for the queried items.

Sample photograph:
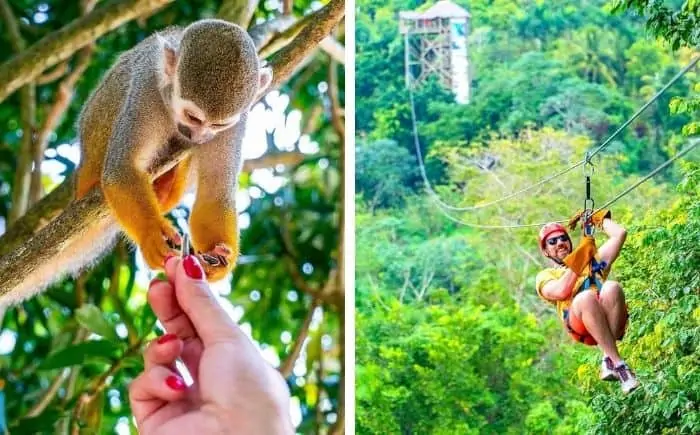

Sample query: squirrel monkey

[72,19,272,281]
[0,19,272,306]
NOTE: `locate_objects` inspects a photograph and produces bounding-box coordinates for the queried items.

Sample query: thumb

[173,255,243,347]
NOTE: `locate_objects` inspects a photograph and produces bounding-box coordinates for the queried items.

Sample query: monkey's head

[160,19,273,144]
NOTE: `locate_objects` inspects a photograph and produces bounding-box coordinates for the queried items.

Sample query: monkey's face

[173,102,240,144]
[170,78,242,144]
[162,20,273,144]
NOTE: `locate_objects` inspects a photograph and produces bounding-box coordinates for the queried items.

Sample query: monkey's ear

[157,35,179,83]
[256,66,273,98]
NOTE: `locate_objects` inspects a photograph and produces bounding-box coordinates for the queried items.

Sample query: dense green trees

[356,0,698,433]
[583,162,700,434]
[356,0,697,208]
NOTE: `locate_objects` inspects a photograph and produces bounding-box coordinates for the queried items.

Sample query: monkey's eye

[212,114,240,129]
[185,111,203,125]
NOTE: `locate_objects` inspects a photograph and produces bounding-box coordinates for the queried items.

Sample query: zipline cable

[409,89,584,211]
[427,138,699,229]
[587,55,699,161]
[597,138,699,210]
[409,55,700,212]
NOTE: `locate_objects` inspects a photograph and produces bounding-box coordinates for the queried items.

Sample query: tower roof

[399,1,471,20]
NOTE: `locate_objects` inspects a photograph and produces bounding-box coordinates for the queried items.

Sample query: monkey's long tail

[0,207,120,307]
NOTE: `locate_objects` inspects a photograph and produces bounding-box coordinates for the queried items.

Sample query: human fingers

[173,255,252,348]
[143,333,183,371]
[128,365,188,427]
[148,275,197,341]
[147,273,205,380]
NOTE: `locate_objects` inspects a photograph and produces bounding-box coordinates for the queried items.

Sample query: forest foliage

[355,0,698,433]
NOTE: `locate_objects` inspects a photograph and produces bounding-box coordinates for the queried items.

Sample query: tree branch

[8,85,35,224]
[216,0,260,28]
[26,368,70,417]
[71,340,143,432]
[284,256,340,305]
[0,4,345,299]
[0,0,173,104]
[0,178,74,258]
[328,309,345,435]
[268,0,345,89]
[35,61,70,85]
[279,298,319,377]
[242,151,306,172]
[0,0,24,52]
[26,324,89,418]
[318,36,345,65]
[302,103,324,135]
[255,14,345,65]
[327,58,345,139]
[314,324,325,434]
[0,0,36,225]
[328,52,345,305]
[110,241,138,345]
[257,15,309,59]
[30,1,97,205]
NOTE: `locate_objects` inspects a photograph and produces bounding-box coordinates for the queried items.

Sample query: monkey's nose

[177,124,192,139]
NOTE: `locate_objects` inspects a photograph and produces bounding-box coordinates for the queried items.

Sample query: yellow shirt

[535,255,610,318]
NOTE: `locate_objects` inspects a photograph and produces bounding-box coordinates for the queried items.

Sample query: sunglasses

[546,235,570,246]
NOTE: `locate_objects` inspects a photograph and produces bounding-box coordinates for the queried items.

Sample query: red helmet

[538,222,568,253]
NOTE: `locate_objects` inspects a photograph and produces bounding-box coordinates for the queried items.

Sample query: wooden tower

[399,1,471,104]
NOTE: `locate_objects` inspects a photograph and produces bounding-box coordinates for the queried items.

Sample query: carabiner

[582,199,595,236]
[583,150,595,175]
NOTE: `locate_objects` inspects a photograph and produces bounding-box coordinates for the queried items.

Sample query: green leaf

[75,304,120,342]
[11,409,67,434]
[305,329,323,375]
[40,340,121,370]
[119,355,145,371]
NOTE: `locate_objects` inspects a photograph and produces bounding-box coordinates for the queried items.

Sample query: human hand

[567,209,584,231]
[568,209,611,231]
[590,208,612,228]
[129,255,293,434]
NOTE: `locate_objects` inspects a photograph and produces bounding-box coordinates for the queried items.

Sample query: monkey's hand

[197,242,236,281]
[190,196,239,282]
[136,217,182,269]
[103,177,182,270]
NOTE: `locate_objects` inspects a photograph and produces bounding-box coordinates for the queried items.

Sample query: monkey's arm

[154,154,193,213]
[189,121,245,281]
[101,97,181,269]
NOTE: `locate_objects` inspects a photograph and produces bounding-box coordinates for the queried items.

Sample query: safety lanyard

[581,152,609,289]
[582,152,595,237]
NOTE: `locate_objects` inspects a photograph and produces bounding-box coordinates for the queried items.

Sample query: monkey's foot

[197,243,236,281]
[139,219,181,269]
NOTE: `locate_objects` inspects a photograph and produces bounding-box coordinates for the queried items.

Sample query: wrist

[221,401,294,435]
[230,415,294,435]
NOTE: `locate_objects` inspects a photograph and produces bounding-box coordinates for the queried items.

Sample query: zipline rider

[535,209,640,394]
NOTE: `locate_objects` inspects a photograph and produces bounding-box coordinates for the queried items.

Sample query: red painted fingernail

[157,333,177,344]
[183,255,203,280]
[164,253,177,266]
[165,375,186,391]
